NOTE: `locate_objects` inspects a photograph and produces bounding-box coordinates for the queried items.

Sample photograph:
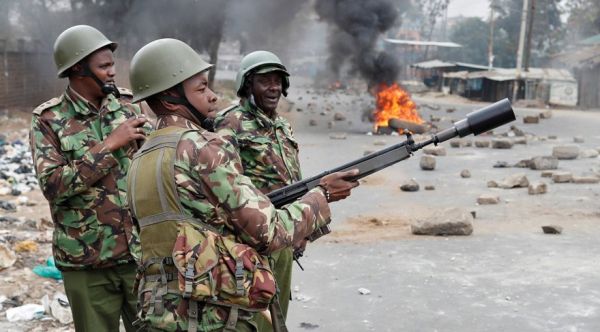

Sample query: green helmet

[53,25,117,78]
[129,38,213,103]
[235,50,290,97]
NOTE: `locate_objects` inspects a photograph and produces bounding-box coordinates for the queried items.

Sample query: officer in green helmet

[30,25,150,331]
[127,39,358,331]
[213,51,302,331]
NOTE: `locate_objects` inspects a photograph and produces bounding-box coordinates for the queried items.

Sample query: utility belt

[135,255,281,332]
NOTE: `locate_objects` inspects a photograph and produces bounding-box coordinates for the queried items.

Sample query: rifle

[266,98,516,268]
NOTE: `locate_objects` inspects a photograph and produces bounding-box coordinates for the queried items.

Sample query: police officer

[30,25,149,331]
[213,51,302,331]
[127,38,358,331]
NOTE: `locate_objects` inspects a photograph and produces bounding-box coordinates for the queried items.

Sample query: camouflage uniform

[30,86,147,331]
[31,86,145,269]
[131,114,330,331]
[214,99,300,329]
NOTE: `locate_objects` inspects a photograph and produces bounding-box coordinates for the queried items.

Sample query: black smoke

[315,0,399,86]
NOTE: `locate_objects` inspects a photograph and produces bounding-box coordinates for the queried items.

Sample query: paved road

[283,83,600,332]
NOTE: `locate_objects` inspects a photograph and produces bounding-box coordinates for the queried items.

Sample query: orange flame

[374,83,423,131]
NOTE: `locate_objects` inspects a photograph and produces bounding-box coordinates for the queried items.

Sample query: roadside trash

[0,243,17,269]
[33,257,62,280]
[6,303,45,322]
[358,288,371,295]
[50,292,72,324]
[14,240,38,252]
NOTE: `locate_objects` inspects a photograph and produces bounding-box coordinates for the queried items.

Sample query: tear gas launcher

[266,98,516,266]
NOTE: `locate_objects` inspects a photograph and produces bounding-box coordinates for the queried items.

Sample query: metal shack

[443,67,578,106]
[550,35,600,109]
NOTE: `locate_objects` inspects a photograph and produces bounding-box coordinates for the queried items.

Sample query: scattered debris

[421,103,440,111]
[329,133,347,140]
[460,169,471,178]
[411,208,473,236]
[542,225,563,234]
[450,139,472,148]
[419,155,436,171]
[333,112,346,121]
[357,288,371,295]
[552,172,573,183]
[530,156,559,170]
[474,139,490,148]
[299,322,320,330]
[491,139,514,149]
[571,176,600,184]
[14,240,38,253]
[573,136,584,143]
[580,149,599,159]
[5,303,45,322]
[400,179,420,192]
[523,115,539,124]
[0,243,17,269]
[423,146,446,156]
[497,173,529,189]
[552,146,579,160]
[477,194,500,205]
[528,182,548,195]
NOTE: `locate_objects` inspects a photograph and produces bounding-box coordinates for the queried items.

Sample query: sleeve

[193,137,330,255]
[30,115,119,205]
[213,112,241,149]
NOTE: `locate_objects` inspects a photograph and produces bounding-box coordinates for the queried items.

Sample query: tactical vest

[127,126,278,332]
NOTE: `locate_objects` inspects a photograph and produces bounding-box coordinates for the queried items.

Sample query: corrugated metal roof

[384,38,462,48]
[410,59,456,69]
[443,68,576,82]
[551,45,600,67]
[412,60,491,70]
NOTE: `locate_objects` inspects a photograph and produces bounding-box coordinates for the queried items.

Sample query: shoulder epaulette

[33,95,64,115]
[117,87,133,97]
[217,102,240,117]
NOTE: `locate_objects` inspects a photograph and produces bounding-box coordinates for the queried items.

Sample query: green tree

[494,0,563,67]
[565,0,600,41]
[440,17,489,65]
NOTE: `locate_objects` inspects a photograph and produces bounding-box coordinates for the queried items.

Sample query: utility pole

[512,0,529,102]
[524,0,536,72]
[488,1,496,69]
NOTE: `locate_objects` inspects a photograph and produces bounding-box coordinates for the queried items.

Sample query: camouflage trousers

[255,247,293,332]
[62,262,138,332]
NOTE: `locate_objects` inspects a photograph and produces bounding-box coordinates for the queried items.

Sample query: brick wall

[0,51,131,110]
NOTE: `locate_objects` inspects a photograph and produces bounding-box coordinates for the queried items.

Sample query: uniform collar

[156,114,202,131]
[241,99,286,129]
[65,86,119,115]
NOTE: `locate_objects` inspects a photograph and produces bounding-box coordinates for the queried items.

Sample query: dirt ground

[1,77,599,331]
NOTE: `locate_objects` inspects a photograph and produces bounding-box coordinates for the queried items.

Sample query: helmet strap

[158,84,214,131]
[80,62,120,98]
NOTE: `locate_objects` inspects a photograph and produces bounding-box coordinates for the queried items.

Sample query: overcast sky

[447,0,490,18]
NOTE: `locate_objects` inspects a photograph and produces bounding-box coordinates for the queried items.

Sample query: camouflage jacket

[213,100,301,193]
[145,115,330,330]
[30,87,147,271]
